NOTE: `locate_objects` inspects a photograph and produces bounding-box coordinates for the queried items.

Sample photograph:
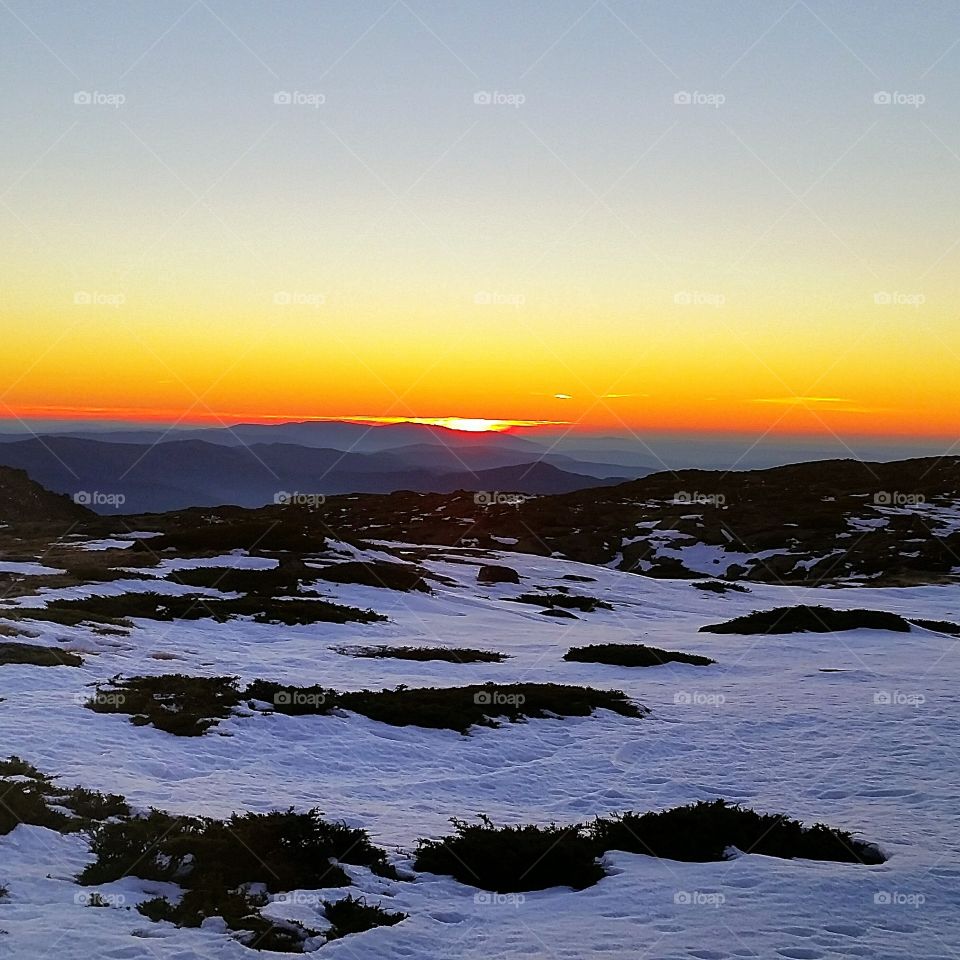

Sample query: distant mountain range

[0,426,644,513]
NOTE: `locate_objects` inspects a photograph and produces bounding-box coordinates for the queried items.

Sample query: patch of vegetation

[0,605,130,629]
[588,799,885,865]
[336,645,508,663]
[416,801,885,893]
[0,641,82,667]
[168,559,311,596]
[324,894,406,940]
[90,675,644,736]
[564,643,715,667]
[562,574,596,582]
[262,682,644,734]
[245,679,335,717]
[512,592,613,613]
[315,560,430,593]
[910,618,960,635]
[700,605,912,635]
[693,580,750,594]
[131,519,323,555]
[415,816,604,893]
[81,808,394,952]
[0,760,126,835]
[0,778,74,835]
[86,674,243,736]
[48,592,385,626]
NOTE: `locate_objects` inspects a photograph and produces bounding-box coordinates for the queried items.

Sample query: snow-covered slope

[0,540,957,958]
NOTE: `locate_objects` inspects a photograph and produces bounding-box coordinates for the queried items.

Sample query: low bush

[86,674,243,736]
[315,561,430,593]
[82,808,394,952]
[700,605,912,634]
[0,641,82,667]
[415,816,603,893]
[588,799,885,865]
[169,559,310,596]
[692,580,750,594]
[564,643,715,667]
[336,645,508,663]
[512,593,613,613]
[90,676,644,736]
[48,592,385,626]
[416,801,885,893]
[324,894,406,940]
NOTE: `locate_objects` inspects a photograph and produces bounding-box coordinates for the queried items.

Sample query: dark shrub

[700,605,912,634]
[86,674,243,736]
[132,520,322,554]
[169,559,310,595]
[324,895,406,940]
[335,683,644,734]
[0,641,82,667]
[693,580,750,594]
[83,808,394,952]
[910,618,960,635]
[589,799,885,864]
[564,643,715,667]
[315,561,430,593]
[415,817,603,893]
[49,592,385,626]
[0,778,74,835]
[513,593,612,613]
[336,645,508,663]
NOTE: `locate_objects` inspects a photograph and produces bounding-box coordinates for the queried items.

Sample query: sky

[2,0,959,440]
